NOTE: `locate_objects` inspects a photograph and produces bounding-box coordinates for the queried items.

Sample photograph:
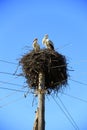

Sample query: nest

[19,49,68,93]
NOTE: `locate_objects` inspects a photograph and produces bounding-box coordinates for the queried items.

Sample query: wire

[0,58,86,65]
[0,80,26,87]
[0,96,24,108]
[0,88,31,102]
[55,43,72,51]
[0,58,71,71]
[70,78,87,86]
[72,60,87,64]
[0,86,26,92]
[0,59,17,65]
[1,78,87,98]
[0,72,16,76]
[58,96,79,130]
[51,95,79,130]
[0,91,17,101]
[0,72,23,76]
[61,92,87,103]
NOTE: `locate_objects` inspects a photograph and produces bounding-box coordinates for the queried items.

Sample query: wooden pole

[33,108,39,130]
[38,72,45,130]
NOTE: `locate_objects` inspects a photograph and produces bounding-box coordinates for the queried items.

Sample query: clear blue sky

[0,0,87,130]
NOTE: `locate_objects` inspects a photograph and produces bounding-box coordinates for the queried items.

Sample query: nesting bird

[32,38,40,52]
[42,34,54,50]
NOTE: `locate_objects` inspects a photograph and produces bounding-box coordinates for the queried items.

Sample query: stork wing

[48,40,54,50]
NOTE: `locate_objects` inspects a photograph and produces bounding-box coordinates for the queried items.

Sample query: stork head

[33,38,38,43]
[44,34,48,39]
[42,34,49,44]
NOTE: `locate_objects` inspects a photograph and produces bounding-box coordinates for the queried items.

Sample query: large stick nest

[19,49,68,93]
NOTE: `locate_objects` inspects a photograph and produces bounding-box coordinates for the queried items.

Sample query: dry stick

[38,72,45,130]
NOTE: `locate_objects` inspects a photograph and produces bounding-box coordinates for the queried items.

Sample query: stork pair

[33,34,54,51]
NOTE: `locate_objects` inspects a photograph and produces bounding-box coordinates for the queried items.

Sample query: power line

[0,72,23,76]
[58,96,79,130]
[72,60,87,64]
[55,43,72,51]
[0,80,26,87]
[51,95,79,130]
[1,58,86,72]
[61,92,87,103]
[0,78,87,93]
[0,88,31,102]
[70,78,87,86]
[0,86,26,92]
[0,96,24,108]
[0,58,87,67]
[0,85,87,104]
[0,72,16,76]
[0,59,69,68]
[0,92,16,101]
[0,59,17,65]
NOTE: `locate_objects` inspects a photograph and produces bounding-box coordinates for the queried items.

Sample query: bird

[32,38,40,51]
[42,34,54,50]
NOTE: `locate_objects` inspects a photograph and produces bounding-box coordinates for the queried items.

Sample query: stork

[32,38,40,51]
[42,34,54,50]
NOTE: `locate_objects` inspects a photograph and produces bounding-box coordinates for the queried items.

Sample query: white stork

[32,38,40,51]
[42,34,54,50]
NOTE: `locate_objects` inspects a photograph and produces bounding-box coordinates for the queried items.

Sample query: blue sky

[0,0,87,130]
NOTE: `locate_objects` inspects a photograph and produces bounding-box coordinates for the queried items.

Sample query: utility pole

[38,72,45,130]
[33,108,39,130]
